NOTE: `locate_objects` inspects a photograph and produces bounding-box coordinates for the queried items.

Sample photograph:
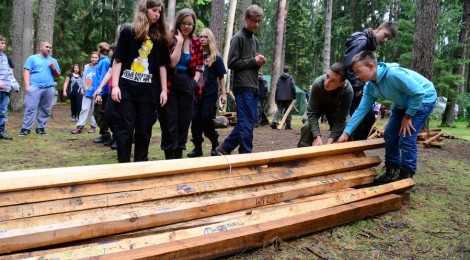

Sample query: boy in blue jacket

[337,51,437,184]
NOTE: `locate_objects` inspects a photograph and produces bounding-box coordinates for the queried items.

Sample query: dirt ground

[1,103,470,259]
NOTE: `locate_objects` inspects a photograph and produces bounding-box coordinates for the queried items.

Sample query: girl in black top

[110,0,171,163]
[62,64,83,122]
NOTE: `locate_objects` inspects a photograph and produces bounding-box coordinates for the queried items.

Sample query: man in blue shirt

[19,41,61,136]
[337,51,437,184]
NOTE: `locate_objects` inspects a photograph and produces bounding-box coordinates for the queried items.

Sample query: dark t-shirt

[114,26,170,103]
[198,54,226,104]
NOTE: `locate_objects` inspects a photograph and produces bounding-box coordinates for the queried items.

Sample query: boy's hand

[255,54,266,66]
[399,116,416,137]
[337,133,349,143]
[0,82,5,90]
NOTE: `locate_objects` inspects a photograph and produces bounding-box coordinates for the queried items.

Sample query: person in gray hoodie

[271,65,296,130]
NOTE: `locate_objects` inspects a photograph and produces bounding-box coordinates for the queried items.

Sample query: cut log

[0,171,377,253]
[0,157,381,221]
[0,139,385,193]
[95,194,404,260]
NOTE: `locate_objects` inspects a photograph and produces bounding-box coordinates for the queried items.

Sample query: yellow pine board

[0,139,384,192]
[0,156,381,221]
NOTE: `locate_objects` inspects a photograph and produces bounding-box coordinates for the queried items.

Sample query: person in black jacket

[343,21,397,140]
[271,66,296,130]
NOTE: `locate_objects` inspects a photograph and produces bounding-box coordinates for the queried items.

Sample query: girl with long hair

[110,0,171,162]
[63,64,83,122]
[187,28,227,157]
[159,8,204,159]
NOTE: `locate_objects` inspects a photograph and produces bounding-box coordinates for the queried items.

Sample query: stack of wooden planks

[417,128,455,148]
[0,139,414,259]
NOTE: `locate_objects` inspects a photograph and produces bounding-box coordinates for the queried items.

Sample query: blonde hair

[351,51,378,68]
[201,28,219,67]
[97,42,110,56]
[133,0,171,45]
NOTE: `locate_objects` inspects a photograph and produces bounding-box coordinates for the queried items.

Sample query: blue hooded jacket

[344,62,437,135]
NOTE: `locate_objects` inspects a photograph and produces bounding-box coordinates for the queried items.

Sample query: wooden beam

[95,195,404,259]
[277,100,296,130]
[0,156,381,221]
[0,171,376,253]
[7,189,357,259]
[13,180,413,259]
[0,139,384,193]
[423,132,444,146]
[0,153,366,207]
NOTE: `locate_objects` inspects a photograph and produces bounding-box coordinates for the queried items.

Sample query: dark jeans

[159,72,195,151]
[111,99,157,163]
[350,92,375,140]
[69,94,83,118]
[191,100,218,144]
[94,94,110,137]
[384,102,436,172]
[222,88,258,154]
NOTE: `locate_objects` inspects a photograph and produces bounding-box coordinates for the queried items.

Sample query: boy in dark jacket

[343,21,397,140]
[271,66,296,130]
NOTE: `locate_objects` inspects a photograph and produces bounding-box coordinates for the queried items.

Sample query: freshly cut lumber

[0,139,385,193]
[0,153,366,207]
[423,132,444,146]
[277,100,296,130]
[0,156,381,221]
[7,189,357,259]
[0,171,376,253]
[13,180,413,259]
[97,194,404,260]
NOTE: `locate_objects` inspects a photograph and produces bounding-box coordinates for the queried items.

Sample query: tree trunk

[37,0,57,45]
[322,0,333,73]
[11,0,34,111]
[281,1,289,69]
[113,0,119,42]
[222,0,238,94]
[167,0,176,28]
[410,0,439,130]
[238,0,252,31]
[210,0,225,50]
[457,0,470,119]
[268,0,288,115]
[442,0,469,126]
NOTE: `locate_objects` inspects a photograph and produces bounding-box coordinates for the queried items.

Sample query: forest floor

[0,103,469,259]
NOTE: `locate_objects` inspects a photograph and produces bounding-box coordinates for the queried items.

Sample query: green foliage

[0,0,12,41]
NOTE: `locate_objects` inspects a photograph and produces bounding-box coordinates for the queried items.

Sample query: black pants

[349,92,376,140]
[298,105,337,147]
[70,94,83,118]
[112,99,157,163]
[190,100,218,144]
[159,72,195,151]
[94,94,111,137]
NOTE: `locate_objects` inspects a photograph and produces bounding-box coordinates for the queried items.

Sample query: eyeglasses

[45,46,52,49]
[181,22,194,28]
[199,35,208,39]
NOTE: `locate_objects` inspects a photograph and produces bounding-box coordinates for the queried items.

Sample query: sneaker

[0,131,13,140]
[285,125,292,130]
[71,116,77,122]
[270,123,278,129]
[18,129,31,137]
[71,126,83,134]
[110,140,118,150]
[35,128,48,135]
[88,126,96,134]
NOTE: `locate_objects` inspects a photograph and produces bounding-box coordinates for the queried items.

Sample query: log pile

[417,128,455,148]
[0,139,414,259]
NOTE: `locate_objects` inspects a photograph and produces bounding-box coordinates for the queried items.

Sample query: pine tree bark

[410,0,439,130]
[37,0,57,45]
[268,0,288,114]
[238,0,252,31]
[11,0,34,111]
[167,0,176,27]
[210,0,225,50]
[442,0,469,126]
[322,0,333,73]
[222,0,238,94]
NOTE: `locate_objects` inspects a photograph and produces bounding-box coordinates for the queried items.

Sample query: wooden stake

[277,100,296,130]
